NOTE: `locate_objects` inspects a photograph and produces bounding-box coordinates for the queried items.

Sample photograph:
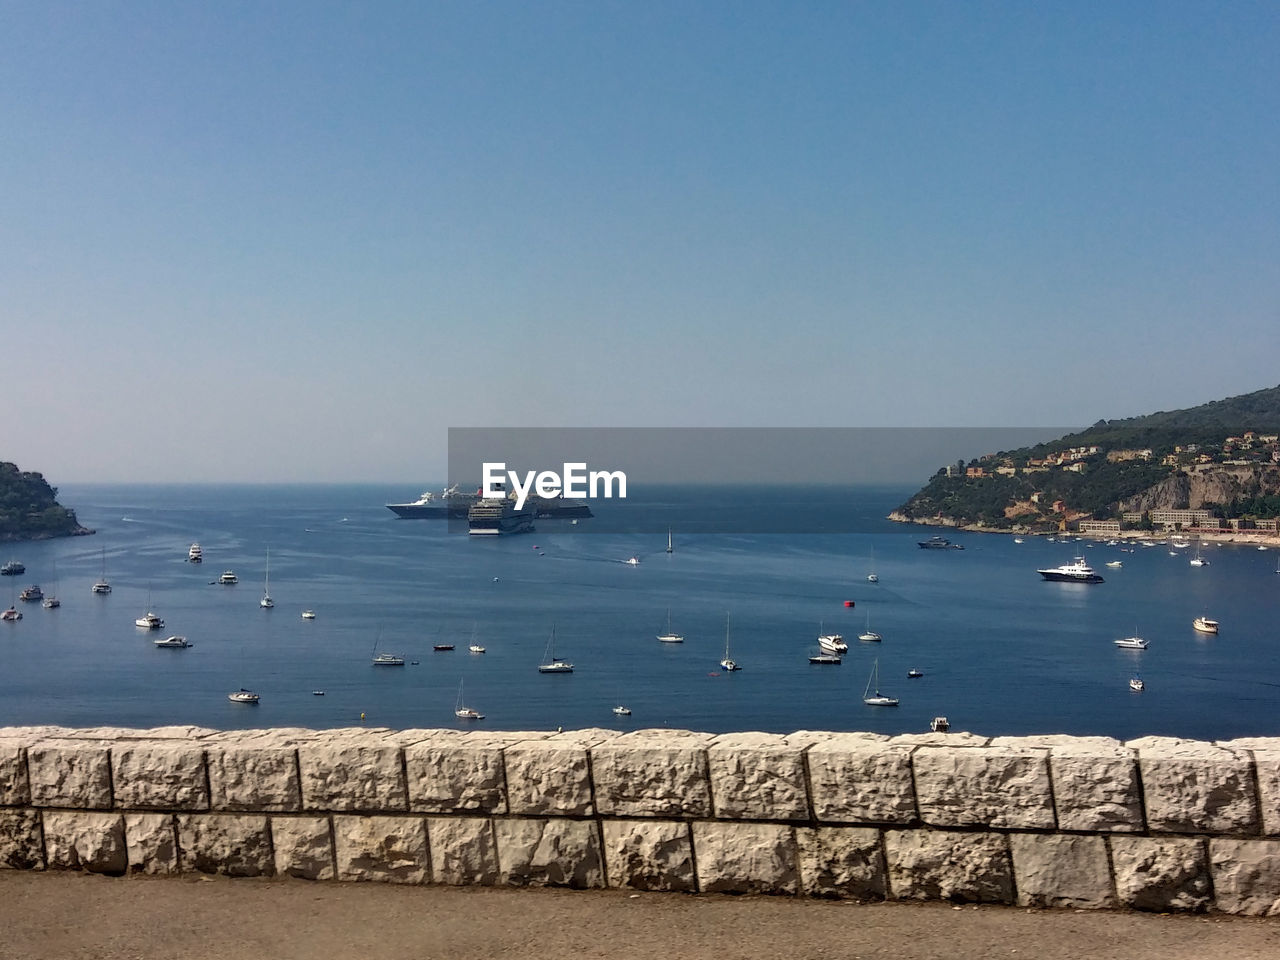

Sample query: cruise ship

[1037,558,1105,583]
[387,483,592,520]
[468,498,536,536]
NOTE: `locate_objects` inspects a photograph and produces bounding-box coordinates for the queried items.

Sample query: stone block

[26,739,112,808]
[123,814,178,874]
[0,741,28,805]
[493,818,603,888]
[1241,746,1280,836]
[912,745,1055,829]
[207,744,300,811]
[405,732,507,814]
[796,826,885,899]
[503,740,594,816]
[272,816,335,880]
[1009,833,1114,909]
[427,816,499,885]
[1209,839,1280,916]
[591,730,713,818]
[300,735,407,812]
[708,732,808,821]
[692,821,798,894]
[1129,737,1258,834]
[333,815,428,883]
[42,811,126,873]
[1044,737,1143,832]
[884,830,1013,903]
[0,809,44,869]
[806,736,917,824]
[112,741,209,810]
[1110,836,1211,911]
[600,819,695,892]
[177,814,273,877]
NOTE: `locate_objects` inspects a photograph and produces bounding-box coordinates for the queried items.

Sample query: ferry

[1037,558,1104,584]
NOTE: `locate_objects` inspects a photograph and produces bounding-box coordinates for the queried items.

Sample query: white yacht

[1129,676,1145,692]
[2,606,21,621]
[41,594,60,609]
[1105,560,1123,568]
[135,611,164,630]
[538,625,573,673]
[154,635,190,648]
[1037,558,1104,583]
[218,570,238,585]
[657,608,684,644]
[1114,636,1149,649]
[930,716,950,732]
[187,543,203,563]
[862,659,899,706]
[301,609,316,620]
[1193,616,1219,635]
[817,626,847,654]
[469,644,486,654]
[613,705,632,716]
[372,652,405,666]
[227,689,259,704]
[624,556,641,566]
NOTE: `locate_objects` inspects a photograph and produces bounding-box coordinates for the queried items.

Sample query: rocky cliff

[1118,464,1280,514]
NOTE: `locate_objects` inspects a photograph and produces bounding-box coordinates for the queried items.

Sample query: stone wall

[1,726,1278,915]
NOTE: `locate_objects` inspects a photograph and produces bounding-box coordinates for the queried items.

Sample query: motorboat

[1037,558,1104,583]
[930,717,950,732]
[1193,616,1219,635]
[719,613,740,672]
[657,608,684,643]
[1129,676,1145,692]
[227,689,259,704]
[1,561,25,576]
[154,635,190,648]
[433,643,455,651]
[1105,561,1123,568]
[1013,537,1024,544]
[18,584,43,602]
[188,543,203,563]
[624,556,641,566]
[862,659,899,706]
[218,570,238,584]
[538,626,574,673]
[1114,636,1149,649]
[808,652,842,664]
[1,606,21,621]
[301,610,316,620]
[372,653,406,666]
[41,595,60,609]
[613,705,632,716]
[866,573,878,583]
[907,668,923,678]
[817,626,847,654]
[135,611,164,630]
[469,644,486,654]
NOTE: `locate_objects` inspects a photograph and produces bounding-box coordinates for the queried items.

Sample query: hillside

[0,462,92,541]
[895,384,1280,530]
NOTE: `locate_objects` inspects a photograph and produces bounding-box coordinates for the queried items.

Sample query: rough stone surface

[177,814,273,877]
[426,817,499,885]
[1042,737,1144,832]
[26,740,112,808]
[0,808,44,869]
[884,830,1013,903]
[301,737,408,813]
[806,736,917,824]
[1009,833,1114,909]
[503,740,594,816]
[207,745,300,811]
[692,821,798,895]
[333,815,428,883]
[912,745,1055,830]
[493,818,603,888]
[1242,746,1280,836]
[708,733,808,821]
[123,814,178,874]
[113,741,210,810]
[1110,836,1211,912]
[271,816,335,880]
[0,741,29,805]
[1209,839,1280,916]
[600,819,695,892]
[796,826,885,899]
[42,811,126,873]
[1129,737,1258,834]
[405,733,507,814]
[591,731,713,818]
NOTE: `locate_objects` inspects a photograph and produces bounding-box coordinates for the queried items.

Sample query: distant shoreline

[888,513,1279,547]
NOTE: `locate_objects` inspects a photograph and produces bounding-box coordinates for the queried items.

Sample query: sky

[2,1,1278,483]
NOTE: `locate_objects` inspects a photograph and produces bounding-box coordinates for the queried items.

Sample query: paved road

[1,873,1277,960]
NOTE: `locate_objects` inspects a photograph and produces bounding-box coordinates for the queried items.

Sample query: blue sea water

[2,483,1278,740]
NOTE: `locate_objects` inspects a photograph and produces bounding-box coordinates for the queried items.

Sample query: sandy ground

[1,873,1277,960]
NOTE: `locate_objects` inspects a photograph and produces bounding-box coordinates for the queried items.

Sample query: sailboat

[1189,541,1209,567]
[538,625,573,673]
[657,608,683,643]
[260,549,274,608]
[866,545,878,583]
[666,529,673,554]
[371,631,404,666]
[42,561,60,608]
[719,612,740,671]
[454,679,484,719]
[858,611,881,642]
[92,547,111,594]
[862,659,899,706]
[135,589,164,629]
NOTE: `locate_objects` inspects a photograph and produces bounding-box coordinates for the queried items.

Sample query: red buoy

[844,600,856,608]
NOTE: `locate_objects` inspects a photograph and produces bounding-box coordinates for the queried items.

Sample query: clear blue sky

[3,1,1277,482]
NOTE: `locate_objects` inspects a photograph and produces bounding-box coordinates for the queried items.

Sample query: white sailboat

[657,608,683,643]
[135,589,164,629]
[92,547,111,594]
[454,679,483,719]
[1189,541,1209,567]
[866,545,878,583]
[260,549,274,608]
[862,659,899,706]
[538,625,573,673]
[719,612,740,672]
[666,529,673,554]
[858,611,881,643]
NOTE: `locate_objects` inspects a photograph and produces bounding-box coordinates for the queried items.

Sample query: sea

[2,483,1278,741]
